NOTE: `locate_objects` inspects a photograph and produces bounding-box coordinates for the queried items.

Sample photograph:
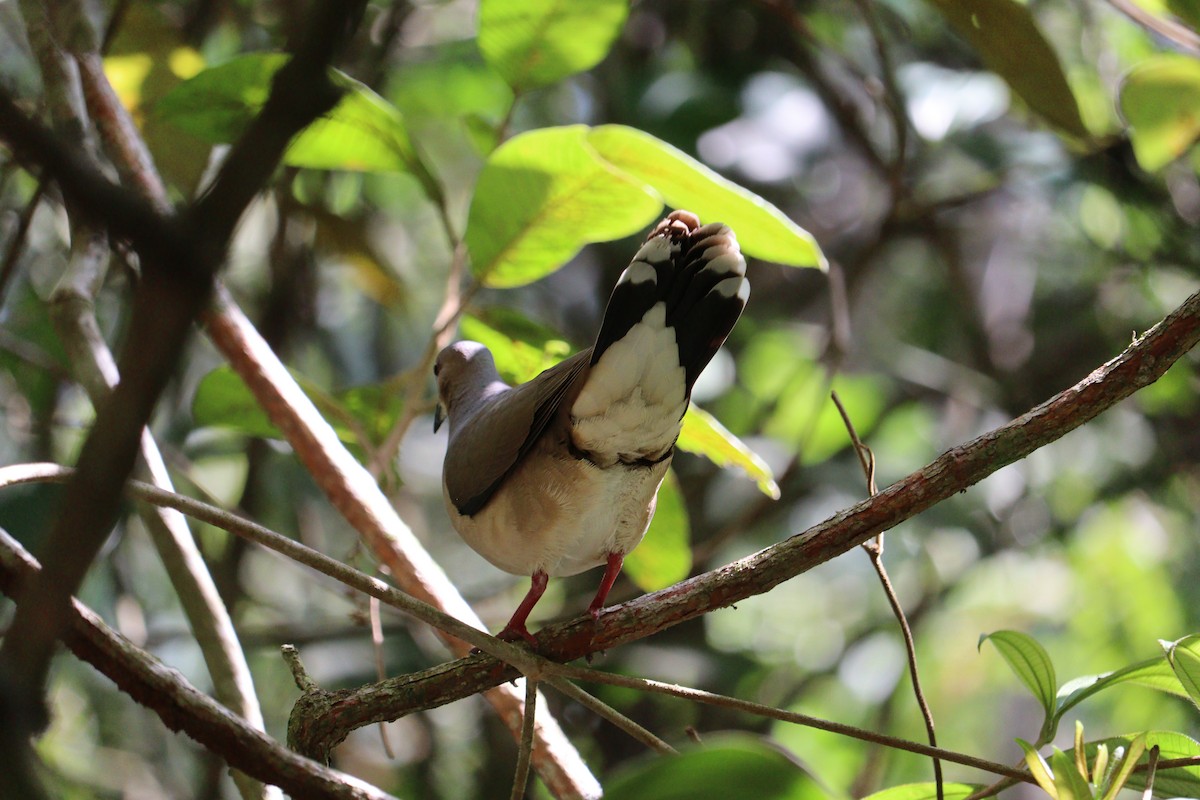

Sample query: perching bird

[434,210,748,644]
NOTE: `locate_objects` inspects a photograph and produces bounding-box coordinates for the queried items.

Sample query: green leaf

[1166,0,1200,31]
[192,366,402,448]
[587,125,826,269]
[390,46,514,156]
[1119,55,1200,172]
[1089,732,1200,799]
[1018,739,1059,798]
[1161,634,1200,710]
[678,405,780,499]
[464,125,661,287]
[478,0,629,91]
[1055,656,1189,722]
[192,365,283,441]
[465,123,828,287]
[980,631,1058,725]
[924,0,1089,139]
[154,53,285,142]
[605,735,827,800]
[624,471,691,592]
[458,313,572,386]
[1047,747,1091,800]
[330,382,406,446]
[155,53,421,174]
[1100,734,1146,800]
[391,47,513,125]
[285,80,419,173]
[862,783,980,800]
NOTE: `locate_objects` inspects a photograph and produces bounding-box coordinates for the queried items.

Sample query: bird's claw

[496,624,538,647]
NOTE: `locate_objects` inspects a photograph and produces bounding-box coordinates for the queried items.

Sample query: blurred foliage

[1,0,1200,798]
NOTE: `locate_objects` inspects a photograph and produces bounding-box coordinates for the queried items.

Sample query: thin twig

[547,677,677,755]
[555,663,1032,783]
[0,176,46,306]
[0,462,542,674]
[832,390,943,800]
[369,596,395,759]
[851,0,909,193]
[1105,0,1200,55]
[281,644,318,693]
[965,775,1017,800]
[1141,745,1160,800]
[511,678,538,800]
[832,391,876,496]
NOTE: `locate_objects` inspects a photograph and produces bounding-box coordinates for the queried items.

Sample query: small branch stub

[282,644,318,693]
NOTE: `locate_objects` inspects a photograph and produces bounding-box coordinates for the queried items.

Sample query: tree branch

[292,288,1200,732]
[34,8,273,796]
[204,288,602,798]
[0,0,366,744]
[0,529,397,800]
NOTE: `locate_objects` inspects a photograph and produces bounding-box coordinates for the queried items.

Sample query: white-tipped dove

[434,210,749,643]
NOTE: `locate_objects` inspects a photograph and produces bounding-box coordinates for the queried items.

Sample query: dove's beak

[433,403,447,433]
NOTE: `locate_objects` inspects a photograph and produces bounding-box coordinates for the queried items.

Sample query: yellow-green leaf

[1120,55,1200,171]
[479,0,629,91]
[588,125,826,269]
[625,471,690,592]
[1160,633,1200,711]
[678,405,780,499]
[924,0,1089,139]
[465,125,661,287]
[1018,739,1059,798]
[981,630,1058,722]
[156,53,421,174]
[862,783,981,800]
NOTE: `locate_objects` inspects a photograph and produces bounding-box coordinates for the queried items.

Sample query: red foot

[496,623,538,647]
[497,571,548,646]
[586,553,625,619]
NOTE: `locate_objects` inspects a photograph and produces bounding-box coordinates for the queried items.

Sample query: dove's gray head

[433,341,502,433]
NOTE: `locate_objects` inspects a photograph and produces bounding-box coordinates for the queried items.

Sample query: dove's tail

[570,210,749,465]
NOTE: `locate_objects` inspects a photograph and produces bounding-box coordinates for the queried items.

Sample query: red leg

[498,570,549,645]
[587,553,624,619]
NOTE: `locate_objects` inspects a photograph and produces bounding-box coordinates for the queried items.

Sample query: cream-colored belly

[445,451,671,578]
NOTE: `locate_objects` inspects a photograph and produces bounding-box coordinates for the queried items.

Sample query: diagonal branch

[204,289,602,799]
[298,288,1200,731]
[0,528,397,800]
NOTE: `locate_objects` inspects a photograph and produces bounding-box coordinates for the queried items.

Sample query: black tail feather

[591,211,748,397]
